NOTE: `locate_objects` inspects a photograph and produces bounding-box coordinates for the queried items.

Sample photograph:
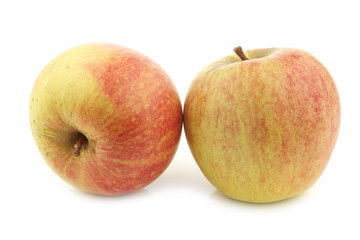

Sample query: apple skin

[29,43,182,195]
[184,48,340,203]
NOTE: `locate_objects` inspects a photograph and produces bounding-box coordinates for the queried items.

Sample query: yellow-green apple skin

[29,43,182,195]
[184,48,340,203]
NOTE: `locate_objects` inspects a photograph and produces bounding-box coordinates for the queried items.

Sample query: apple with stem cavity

[184,46,340,203]
[29,43,182,195]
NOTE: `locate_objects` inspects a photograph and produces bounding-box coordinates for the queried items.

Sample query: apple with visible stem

[184,46,340,203]
[29,43,182,195]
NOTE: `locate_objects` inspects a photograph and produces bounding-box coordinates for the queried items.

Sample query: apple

[184,46,341,203]
[29,43,182,195]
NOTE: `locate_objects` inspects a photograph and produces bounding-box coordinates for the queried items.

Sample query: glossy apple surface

[30,43,182,195]
[184,47,340,203]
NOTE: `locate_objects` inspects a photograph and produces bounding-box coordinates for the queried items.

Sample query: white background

[1,0,359,239]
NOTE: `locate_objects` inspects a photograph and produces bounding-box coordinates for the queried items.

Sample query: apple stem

[74,135,86,157]
[233,46,249,61]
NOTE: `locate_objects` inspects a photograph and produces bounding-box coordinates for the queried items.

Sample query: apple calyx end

[233,46,249,61]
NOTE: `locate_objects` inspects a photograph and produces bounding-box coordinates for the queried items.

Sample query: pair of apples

[29,43,340,203]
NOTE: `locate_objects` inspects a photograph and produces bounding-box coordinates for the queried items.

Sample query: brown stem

[74,135,86,157]
[233,46,249,61]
